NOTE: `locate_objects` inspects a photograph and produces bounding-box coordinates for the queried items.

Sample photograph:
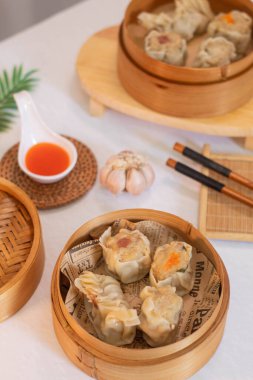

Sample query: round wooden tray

[0,177,44,322]
[0,137,97,209]
[51,209,230,380]
[76,26,253,150]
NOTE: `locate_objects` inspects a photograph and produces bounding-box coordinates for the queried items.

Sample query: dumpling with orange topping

[99,227,151,284]
[207,11,252,56]
[149,241,194,296]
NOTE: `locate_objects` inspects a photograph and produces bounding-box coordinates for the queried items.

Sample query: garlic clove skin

[140,164,155,188]
[105,169,126,194]
[106,155,121,165]
[106,156,128,171]
[126,168,147,195]
[100,165,113,187]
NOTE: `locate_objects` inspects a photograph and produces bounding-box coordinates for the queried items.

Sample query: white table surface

[0,1,252,379]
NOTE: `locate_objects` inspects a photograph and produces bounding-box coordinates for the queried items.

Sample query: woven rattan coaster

[0,137,97,209]
[199,145,253,242]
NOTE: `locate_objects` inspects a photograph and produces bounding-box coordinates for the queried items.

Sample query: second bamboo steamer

[118,0,253,118]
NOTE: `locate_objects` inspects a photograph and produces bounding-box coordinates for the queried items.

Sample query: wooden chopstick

[173,142,253,190]
[166,158,253,208]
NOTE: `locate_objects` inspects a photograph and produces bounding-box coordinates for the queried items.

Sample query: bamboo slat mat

[199,145,253,242]
[0,190,33,288]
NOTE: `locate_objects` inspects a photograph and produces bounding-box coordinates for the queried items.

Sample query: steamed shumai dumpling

[207,11,253,55]
[173,0,214,41]
[194,36,237,68]
[150,241,194,296]
[99,227,151,284]
[75,271,140,346]
[139,286,183,347]
[145,30,187,66]
[138,11,173,32]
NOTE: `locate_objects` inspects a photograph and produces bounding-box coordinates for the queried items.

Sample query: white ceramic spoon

[14,91,78,184]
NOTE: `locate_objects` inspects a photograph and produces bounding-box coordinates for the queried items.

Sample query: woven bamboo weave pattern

[206,159,253,234]
[0,190,34,287]
[199,146,253,241]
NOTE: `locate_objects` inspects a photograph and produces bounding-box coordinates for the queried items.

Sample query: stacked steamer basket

[51,209,230,380]
[118,0,253,117]
[0,178,44,322]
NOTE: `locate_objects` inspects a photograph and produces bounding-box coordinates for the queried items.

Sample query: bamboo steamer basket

[0,177,44,322]
[122,0,253,83]
[118,0,253,117]
[51,209,230,380]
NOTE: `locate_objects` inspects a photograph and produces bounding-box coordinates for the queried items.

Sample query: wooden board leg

[89,98,106,117]
[244,137,253,150]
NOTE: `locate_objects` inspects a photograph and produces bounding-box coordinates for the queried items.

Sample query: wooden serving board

[76,26,253,150]
[199,145,253,242]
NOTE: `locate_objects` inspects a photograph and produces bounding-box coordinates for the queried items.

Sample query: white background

[0,1,252,379]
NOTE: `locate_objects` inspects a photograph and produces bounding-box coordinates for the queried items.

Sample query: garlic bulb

[99,151,155,195]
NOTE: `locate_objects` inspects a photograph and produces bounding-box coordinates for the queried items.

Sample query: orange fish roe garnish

[163,252,180,271]
[223,13,235,24]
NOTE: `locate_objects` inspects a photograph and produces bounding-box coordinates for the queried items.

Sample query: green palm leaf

[0,65,39,131]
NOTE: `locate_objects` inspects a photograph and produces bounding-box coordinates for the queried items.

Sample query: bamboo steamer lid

[0,177,44,322]
[51,209,230,380]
